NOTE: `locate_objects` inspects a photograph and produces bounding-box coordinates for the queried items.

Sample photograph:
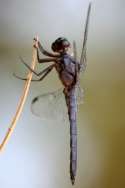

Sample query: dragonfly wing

[31,88,68,121]
[73,41,77,61]
[75,83,84,105]
[80,2,92,72]
[74,3,92,105]
[72,41,84,105]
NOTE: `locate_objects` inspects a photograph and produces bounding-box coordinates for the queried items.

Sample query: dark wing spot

[32,97,38,104]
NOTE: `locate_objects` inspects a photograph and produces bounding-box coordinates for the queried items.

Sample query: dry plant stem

[0,46,37,152]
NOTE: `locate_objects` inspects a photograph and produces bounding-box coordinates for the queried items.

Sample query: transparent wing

[31,86,83,122]
[72,3,91,104]
[73,41,84,105]
[80,2,92,72]
[31,88,68,121]
[75,83,84,105]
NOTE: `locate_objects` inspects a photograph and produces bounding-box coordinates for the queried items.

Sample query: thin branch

[0,44,37,152]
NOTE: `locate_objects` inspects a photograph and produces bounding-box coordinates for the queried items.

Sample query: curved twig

[0,44,37,152]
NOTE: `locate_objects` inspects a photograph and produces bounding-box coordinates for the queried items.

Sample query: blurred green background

[0,0,125,188]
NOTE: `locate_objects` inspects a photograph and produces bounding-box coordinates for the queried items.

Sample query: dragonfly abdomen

[64,86,77,185]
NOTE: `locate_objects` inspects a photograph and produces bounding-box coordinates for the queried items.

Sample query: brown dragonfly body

[14,2,91,185]
[56,52,79,184]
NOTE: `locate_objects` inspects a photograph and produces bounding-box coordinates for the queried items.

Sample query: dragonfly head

[51,37,70,53]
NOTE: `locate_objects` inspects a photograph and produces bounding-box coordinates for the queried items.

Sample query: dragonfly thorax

[56,54,76,87]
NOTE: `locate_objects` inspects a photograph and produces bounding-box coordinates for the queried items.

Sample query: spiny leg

[13,64,55,81]
[19,56,56,76]
[31,65,54,82]
[34,38,60,58]
[36,49,57,64]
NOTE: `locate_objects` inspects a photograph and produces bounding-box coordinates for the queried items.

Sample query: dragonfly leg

[31,64,55,81]
[33,38,60,58]
[37,49,57,64]
[19,56,56,76]
[13,64,55,81]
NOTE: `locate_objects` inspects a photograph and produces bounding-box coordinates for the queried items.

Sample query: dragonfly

[14,2,91,185]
